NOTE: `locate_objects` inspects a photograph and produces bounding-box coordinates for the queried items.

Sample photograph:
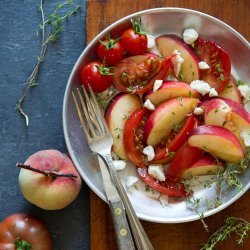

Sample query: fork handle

[108,198,135,250]
[101,153,154,250]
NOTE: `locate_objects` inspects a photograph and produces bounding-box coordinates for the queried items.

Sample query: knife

[97,156,135,250]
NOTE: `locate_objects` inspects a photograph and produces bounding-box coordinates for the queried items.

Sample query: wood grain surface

[87,0,250,249]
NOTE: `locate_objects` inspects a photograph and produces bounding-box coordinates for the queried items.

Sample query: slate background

[0,0,89,249]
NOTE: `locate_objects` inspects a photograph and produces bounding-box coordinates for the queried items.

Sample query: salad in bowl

[63,8,250,223]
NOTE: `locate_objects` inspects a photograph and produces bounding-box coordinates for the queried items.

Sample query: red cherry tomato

[137,167,188,197]
[79,61,113,93]
[113,54,172,94]
[123,108,149,167]
[97,33,124,66]
[194,38,231,93]
[121,29,147,55]
[0,213,52,250]
[120,18,147,55]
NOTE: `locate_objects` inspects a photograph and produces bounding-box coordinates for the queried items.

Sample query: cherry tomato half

[0,213,52,250]
[97,33,124,66]
[137,167,188,197]
[112,54,172,94]
[194,38,231,93]
[80,61,113,93]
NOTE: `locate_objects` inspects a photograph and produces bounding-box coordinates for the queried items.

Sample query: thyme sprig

[201,217,250,250]
[17,0,80,126]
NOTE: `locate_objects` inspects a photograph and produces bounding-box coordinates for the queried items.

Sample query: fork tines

[72,85,109,142]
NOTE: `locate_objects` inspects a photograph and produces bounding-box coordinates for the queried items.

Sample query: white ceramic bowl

[63,8,250,223]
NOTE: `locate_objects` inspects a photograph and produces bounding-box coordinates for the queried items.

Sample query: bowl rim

[63,7,250,223]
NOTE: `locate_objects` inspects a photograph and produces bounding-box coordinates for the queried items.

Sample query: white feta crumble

[209,88,218,97]
[159,194,169,207]
[165,148,169,154]
[142,145,155,161]
[171,51,184,77]
[198,61,210,70]
[126,176,139,189]
[144,99,155,111]
[240,131,250,147]
[113,160,127,171]
[183,28,199,44]
[193,107,204,115]
[238,85,250,100]
[165,74,178,81]
[146,34,156,49]
[148,164,166,181]
[190,80,211,95]
[153,80,163,92]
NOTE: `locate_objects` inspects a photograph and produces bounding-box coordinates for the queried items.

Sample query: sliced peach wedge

[105,93,141,159]
[188,125,244,163]
[156,35,199,83]
[144,97,199,146]
[144,81,200,106]
[181,155,224,178]
[219,76,242,104]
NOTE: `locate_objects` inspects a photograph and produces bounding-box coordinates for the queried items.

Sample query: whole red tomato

[79,61,113,93]
[97,33,124,66]
[120,18,147,55]
[0,213,52,250]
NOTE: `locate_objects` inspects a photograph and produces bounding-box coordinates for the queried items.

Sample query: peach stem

[16,163,78,178]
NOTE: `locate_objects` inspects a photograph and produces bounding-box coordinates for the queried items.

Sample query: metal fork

[72,85,154,250]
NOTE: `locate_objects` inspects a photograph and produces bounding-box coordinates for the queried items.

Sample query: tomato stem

[15,239,32,250]
[130,17,146,35]
[16,163,78,178]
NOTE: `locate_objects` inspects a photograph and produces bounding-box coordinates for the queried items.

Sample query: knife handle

[108,198,135,250]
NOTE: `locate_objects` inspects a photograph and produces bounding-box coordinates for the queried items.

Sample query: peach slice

[182,155,224,178]
[144,97,199,146]
[105,93,141,159]
[188,125,244,163]
[156,35,199,83]
[144,81,200,106]
[219,76,242,104]
[220,97,250,132]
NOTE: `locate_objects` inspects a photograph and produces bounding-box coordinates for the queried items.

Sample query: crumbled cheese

[198,61,210,70]
[165,148,169,154]
[142,145,155,161]
[165,74,178,81]
[159,194,169,207]
[153,80,163,92]
[183,28,199,44]
[190,80,211,95]
[171,51,184,77]
[238,85,250,98]
[126,176,139,189]
[147,34,156,49]
[113,160,127,171]
[194,107,204,115]
[148,164,166,181]
[240,131,250,147]
[209,88,218,97]
[144,99,155,111]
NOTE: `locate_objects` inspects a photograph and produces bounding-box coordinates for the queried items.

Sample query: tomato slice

[152,114,198,164]
[194,38,231,93]
[137,167,188,197]
[123,108,149,167]
[112,54,172,94]
[166,146,204,181]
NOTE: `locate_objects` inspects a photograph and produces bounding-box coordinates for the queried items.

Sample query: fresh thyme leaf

[201,217,250,250]
[17,0,80,126]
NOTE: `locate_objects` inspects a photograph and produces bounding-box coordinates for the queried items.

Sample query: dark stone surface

[0,0,89,249]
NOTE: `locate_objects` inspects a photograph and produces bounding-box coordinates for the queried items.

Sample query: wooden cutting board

[87,0,250,249]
